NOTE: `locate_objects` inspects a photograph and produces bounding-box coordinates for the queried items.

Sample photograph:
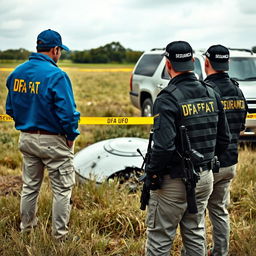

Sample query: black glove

[145,172,162,190]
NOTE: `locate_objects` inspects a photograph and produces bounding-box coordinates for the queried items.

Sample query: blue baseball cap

[36,29,69,51]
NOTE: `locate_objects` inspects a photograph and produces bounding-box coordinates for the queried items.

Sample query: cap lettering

[215,54,229,59]
[175,52,191,58]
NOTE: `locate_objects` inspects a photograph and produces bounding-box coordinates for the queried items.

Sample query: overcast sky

[0,0,255,52]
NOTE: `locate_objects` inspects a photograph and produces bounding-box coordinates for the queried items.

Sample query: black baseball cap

[163,41,194,72]
[204,44,229,71]
[36,29,69,51]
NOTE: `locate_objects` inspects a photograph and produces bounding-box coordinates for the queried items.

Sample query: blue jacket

[6,53,80,140]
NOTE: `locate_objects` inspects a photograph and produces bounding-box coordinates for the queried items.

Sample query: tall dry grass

[0,63,255,255]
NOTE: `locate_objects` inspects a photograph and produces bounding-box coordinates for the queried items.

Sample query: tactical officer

[144,41,230,256]
[5,29,80,240]
[204,45,247,256]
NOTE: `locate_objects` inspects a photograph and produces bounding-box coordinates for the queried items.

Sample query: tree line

[1,43,256,63]
[0,42,143,63]
[0,48,31,60]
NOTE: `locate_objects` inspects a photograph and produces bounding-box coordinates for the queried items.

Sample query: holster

[211,156,220,173]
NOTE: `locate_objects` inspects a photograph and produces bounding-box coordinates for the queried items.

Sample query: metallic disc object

[74,137,148,183]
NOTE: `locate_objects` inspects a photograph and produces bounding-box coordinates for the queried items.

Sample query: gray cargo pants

[19,132,76,239]
[206,165,236,256]
[145,170,213,256]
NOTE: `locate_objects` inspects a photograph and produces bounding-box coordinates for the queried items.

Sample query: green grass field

[0,59,135,69]
[0,61,255,255]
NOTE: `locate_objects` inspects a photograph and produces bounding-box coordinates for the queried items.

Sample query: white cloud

[0,0,255,51]
[0,19,24,31]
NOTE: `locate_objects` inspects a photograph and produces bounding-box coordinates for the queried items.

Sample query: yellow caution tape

[79,117,153,125]
[246,113,256,119]
[1,114,255,124]
[0,114,13,121]
[0,68,14,72]
[0,115,153,125]
[63,68,133,72]
[0,68,133,73]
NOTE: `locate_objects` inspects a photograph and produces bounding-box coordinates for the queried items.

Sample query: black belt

[195,162,212,172]
[21,130,64,136]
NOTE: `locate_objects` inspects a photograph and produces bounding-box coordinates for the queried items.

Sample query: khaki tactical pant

[19,132,76,239]
[145,170,213,256]
[206,165,236,256]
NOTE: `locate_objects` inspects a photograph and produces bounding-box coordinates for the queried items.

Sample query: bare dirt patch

[0,175,22,196]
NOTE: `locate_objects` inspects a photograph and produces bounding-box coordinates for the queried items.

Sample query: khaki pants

[206,165,236,256]
[18,132,76,239]
[145,170,213,256]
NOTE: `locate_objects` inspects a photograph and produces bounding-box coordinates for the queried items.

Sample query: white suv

[129,48,256,140]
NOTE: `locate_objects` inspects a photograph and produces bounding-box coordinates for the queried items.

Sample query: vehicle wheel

[142,98,153,117]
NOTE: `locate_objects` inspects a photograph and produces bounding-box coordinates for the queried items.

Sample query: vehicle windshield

[229,57,256,81]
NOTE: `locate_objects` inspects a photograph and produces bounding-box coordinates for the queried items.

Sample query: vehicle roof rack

[151,48,165,51]
[196,48,206,53]
[228,48,254,55]
[151,47,197,53]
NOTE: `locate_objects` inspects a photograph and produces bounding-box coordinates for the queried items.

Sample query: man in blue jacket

[5,29,80,240]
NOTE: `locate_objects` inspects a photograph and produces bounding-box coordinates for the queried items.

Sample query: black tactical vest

[162,82,219,165]
[206,78,247,166]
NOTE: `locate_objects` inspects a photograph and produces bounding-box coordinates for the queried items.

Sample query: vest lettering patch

[13,79,40,94]
[221,99,245,110]
[181,101,215,116]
